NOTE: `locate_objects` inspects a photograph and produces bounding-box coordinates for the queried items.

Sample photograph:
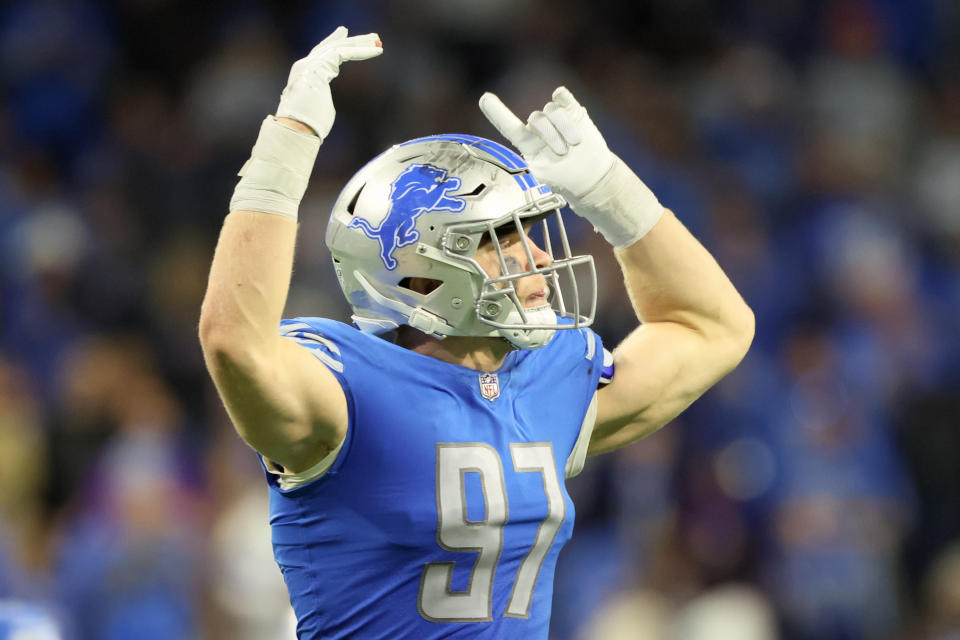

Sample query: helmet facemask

[442,199,596,349]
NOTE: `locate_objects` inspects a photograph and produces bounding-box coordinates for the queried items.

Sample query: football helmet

[325,134,596,349]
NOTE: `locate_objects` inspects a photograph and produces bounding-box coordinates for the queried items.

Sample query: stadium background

[1,0,959,638]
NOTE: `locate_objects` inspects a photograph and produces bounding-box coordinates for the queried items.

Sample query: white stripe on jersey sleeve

[564,336,610,477]
[280,323,344,372]
[293,331,341,355]
[582,328,596,361]
[280,321,314,334]
[263,436,345,490]
[565,392,598,478]
[290,338,344,372]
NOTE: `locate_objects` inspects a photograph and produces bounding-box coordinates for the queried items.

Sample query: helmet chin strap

[354,271,453,338]
[497,305,557,350]
[355,272,556,349]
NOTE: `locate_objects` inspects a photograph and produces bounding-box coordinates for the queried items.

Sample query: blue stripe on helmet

[400,134,545,192]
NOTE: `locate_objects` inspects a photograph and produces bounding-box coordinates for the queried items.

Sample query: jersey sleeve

[266,318,351,490]
[563,331,614,478]
[262,438,345,490]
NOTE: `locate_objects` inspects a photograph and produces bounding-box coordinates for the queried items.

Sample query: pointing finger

[478,92,545,156]
[341,32,382,48]
[479,93,527,142]
[337,45,384,62]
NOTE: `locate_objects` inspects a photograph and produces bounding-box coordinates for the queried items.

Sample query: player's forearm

[614,209,754,353]
[200,108,322,353]
[199,116,311,341]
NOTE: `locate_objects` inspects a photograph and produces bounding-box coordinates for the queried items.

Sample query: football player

[199,27,754,639]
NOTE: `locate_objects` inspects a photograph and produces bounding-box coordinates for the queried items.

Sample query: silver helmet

[325,134,596,349]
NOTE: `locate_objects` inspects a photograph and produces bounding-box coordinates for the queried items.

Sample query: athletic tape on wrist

[229,116,321,221]
[565,155,665,249]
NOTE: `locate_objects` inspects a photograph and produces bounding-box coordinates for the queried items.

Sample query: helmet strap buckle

[407,307,448,338]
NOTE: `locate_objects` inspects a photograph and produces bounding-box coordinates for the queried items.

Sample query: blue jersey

[264,318,605,639]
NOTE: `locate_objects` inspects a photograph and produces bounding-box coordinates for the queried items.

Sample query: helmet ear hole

[461,183,486,197]
[398,277,443,295]
[346,184,365,215]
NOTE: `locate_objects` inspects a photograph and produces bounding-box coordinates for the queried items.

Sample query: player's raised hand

[229,27,380,220]
[276,26,383,141]
[479,87,614,199]
[480,87,663,249]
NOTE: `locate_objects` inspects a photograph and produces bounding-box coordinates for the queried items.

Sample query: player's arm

[199,28,382,472]
[479,87,753,456]
[588,209,754,454]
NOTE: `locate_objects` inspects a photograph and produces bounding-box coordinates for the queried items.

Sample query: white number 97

[417,443,565,622]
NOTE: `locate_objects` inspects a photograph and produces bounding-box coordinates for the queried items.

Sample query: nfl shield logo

[478,373,500,401]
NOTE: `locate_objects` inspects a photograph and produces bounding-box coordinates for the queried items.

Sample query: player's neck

[395,326,512,372]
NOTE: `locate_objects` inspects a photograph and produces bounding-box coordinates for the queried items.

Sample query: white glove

[276,26,383,141]
[479,87,664,248]
[230,27,382,220]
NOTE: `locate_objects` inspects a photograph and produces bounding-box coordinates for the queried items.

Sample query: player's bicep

[590,322,717,455]
[207,331,347,472]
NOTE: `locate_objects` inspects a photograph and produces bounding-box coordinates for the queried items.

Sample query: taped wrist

[229,116,321,221]
[566,155,665,249]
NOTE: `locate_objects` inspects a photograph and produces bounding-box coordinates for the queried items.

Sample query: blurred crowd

[0,0,958,638]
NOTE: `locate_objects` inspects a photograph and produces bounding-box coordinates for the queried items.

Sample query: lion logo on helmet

[349,163,466,270]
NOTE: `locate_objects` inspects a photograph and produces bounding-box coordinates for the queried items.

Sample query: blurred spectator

[0,600,64,640]
[203,412,296,640]
[0,356,46,601]
[918,542,960,639]
[766,323,913,639]
[207,486,296,640]
[46,335,204,640]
